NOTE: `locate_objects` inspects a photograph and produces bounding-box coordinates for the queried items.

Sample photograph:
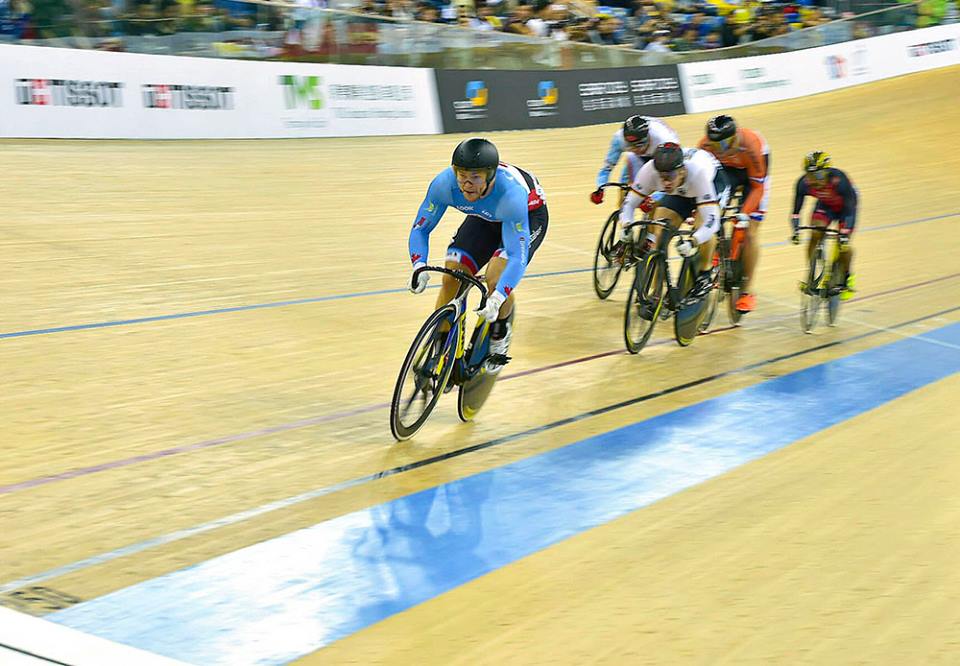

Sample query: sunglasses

[710,137,736,153]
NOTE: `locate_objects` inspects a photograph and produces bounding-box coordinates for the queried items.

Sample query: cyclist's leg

[443,215,501,328]
[742,152,770,296]
[839,209,857,298]
[484,204,549,359]
[807,204,831,263]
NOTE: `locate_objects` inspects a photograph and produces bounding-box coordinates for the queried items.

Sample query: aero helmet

[653,142,685,172]
[706,114,737,142]
[622,115,650,146]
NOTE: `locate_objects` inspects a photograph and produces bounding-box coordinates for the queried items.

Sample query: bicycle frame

[412,265,490,386]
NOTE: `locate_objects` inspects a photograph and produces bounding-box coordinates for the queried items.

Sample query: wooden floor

[1,66,959,663]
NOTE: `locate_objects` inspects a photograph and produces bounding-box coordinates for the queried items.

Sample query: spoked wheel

[800,248,826,334]
[624,253,665,354]
[390,305,458,440]
[826,257,844,327]
[593,211,623,300]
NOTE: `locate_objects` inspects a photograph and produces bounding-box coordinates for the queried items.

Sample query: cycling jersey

[623,148,727,245]
[409,163,545,298]
[792,167,858,229]
[595,117,680,188]
[698,127,770,221]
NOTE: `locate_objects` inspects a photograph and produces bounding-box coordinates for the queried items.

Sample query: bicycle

[699,209,750,332]
[591,182,634,300]
[797,225,847,333]
[623,218,711,354]
[390,266,504,440]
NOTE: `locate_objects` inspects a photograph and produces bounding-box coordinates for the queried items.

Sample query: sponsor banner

[681,23,960,114]
[0,44,441,138]
[435,65,684,133]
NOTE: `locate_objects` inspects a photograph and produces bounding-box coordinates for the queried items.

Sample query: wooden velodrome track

[1,65,959,664]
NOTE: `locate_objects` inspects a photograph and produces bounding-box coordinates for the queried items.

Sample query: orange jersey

[698,128,769,218]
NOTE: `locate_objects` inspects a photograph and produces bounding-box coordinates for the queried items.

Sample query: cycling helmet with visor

[706,115,737,153]
[803,150,831,182]
[622,115,650,148]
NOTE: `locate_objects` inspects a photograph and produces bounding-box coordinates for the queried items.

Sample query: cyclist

[698,114,770,314]
[619,142,731,316]
[790,150,858,300]
[408,137,548,371]
[589,114,680,206]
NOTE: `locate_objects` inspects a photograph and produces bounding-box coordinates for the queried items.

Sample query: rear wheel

[390,306,458,440]
[826,255,844,327]
[674,258,706,347]
[457,318,502,422]
[725,257,744,326]
[624,252,665,354]
[593,211,623,300]
[699,251,721,333]
[800,245,825,334]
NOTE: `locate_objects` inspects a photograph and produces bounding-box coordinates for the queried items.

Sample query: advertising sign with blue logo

[434,65,685,132]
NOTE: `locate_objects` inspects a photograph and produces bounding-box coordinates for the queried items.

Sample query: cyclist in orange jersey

[699,114,770,314]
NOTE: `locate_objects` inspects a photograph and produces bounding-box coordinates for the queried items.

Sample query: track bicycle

[592,182,637,300]
[390,266,504,440]
[797,225,847,333]
[623,218,712,354]
[699,207,750,332]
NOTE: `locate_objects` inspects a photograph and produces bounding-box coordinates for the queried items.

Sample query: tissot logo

[14,79,123,107]
[907,38,957,57]
[142,84,234,110]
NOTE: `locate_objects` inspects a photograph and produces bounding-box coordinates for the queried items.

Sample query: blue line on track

[50,321,960,665]
[3,212,956,341]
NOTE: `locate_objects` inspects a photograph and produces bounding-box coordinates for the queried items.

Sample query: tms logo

[527,80,558,118]
[825,55,847,79]
[537,80,558,105]
[278,75,324,110]
[465,80,488,107]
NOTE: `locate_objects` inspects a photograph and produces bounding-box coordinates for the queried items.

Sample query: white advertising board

[680,23,960,114]
[0,44,442,138]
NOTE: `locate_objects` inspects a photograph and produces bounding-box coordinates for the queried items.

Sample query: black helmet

[706,114,737,142]
[653,142,684,173]
[622,115,649,146]
[452,137,499,172]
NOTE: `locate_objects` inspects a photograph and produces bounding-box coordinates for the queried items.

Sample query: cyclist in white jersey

[589,115,680,206]
[619,142,731,299]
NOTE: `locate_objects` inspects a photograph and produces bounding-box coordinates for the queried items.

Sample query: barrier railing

[0,0,936,69]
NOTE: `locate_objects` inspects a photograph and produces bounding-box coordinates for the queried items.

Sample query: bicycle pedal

[485,353,511,367]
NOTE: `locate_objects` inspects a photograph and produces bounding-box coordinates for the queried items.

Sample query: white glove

[409,262,429,294]
[733,213,750,229]
[477,290,506,323]
[676,238,699,258]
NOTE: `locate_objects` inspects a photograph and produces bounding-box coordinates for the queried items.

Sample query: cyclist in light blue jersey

[408,138,548,371]
[589,115,680,206]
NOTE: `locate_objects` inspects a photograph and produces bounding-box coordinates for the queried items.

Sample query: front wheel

[699,252,721,333]
[624,252,665,354]
[725,257,744,326]
[390,305,458,440]
[593,211,623,300]
[800,246,825,334]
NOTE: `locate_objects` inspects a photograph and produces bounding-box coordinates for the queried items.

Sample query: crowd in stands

[354,0,940,51]
[0,0,953,50]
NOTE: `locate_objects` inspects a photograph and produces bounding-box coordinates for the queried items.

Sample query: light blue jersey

[595,118,680,188]
[409,164,544,298]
